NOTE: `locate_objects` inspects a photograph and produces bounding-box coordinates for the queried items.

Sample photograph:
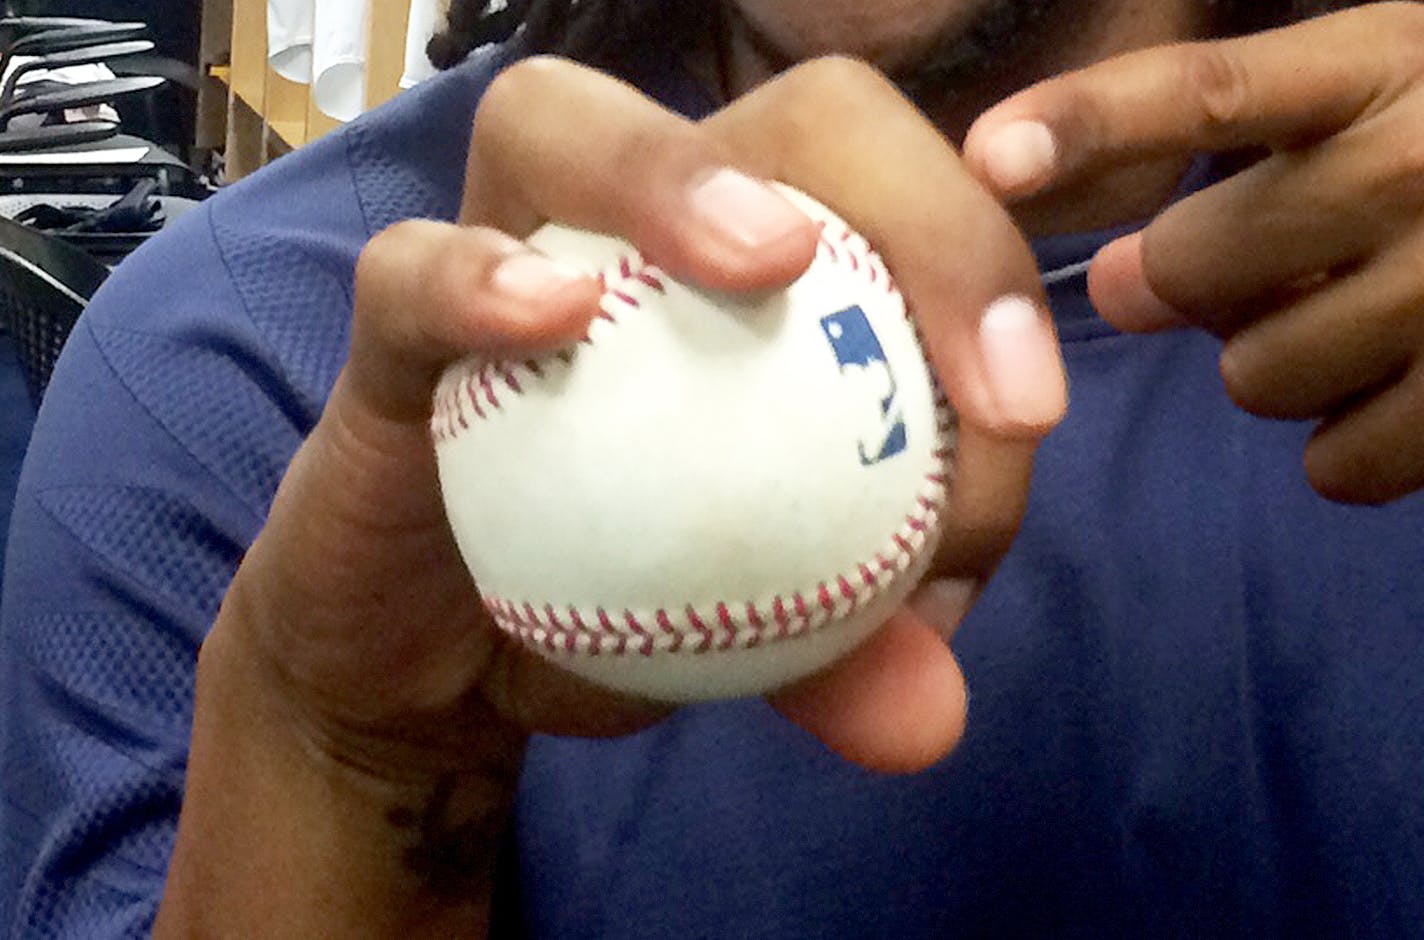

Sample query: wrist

[216,546,532,787]
[156,578,528,938]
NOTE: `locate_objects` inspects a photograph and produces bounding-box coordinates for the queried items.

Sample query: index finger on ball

[347,219,604,423]
[462,56,819,292]
[702,56,1068,440]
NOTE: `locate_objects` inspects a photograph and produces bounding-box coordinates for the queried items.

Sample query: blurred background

[0,0,446,578]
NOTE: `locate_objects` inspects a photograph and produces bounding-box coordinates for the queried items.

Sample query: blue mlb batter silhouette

[819,305,908,465]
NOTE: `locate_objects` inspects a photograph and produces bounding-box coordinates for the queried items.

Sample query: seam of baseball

[430,221,897,443]
[434,218,955,656]
[481,431,952,657]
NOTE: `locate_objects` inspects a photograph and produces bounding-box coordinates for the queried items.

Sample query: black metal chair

[0,17,149,78]
[0,212,106,404]
[0,17,204,197]
[0,17,207,267]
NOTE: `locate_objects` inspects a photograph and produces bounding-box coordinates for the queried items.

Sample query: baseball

[431,185,955,702]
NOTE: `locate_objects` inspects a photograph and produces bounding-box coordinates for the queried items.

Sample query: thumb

[769,579,976,775]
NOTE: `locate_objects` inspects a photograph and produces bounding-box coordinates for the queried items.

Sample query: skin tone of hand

[155,56,1066,938]
[964,1,1424,503]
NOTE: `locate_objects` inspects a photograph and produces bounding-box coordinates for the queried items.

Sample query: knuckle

[749,56,917,167]
[478,55,563,112]
[1216,341,1301,419]
[1303,446,1358,504]
[1303,436,1399,507]
[1178,44,1256,136]
[1217,343,1265,413]
[1303,364,1424,506]
[472,56,570,146]
[614,121,716,184]
[355,220,425,289]
[773,55,905,118]
[1378,3,1424,74]
[356,220,475,337]
[1370,131,1424,208]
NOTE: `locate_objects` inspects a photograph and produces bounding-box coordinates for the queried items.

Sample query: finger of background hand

[463,56,818,291]
[1305,361,1424,504]
[964,3,1424,199]
[347,219,602,423]
[704,56,1067,443]
[770,604,971,775]
[1089,111,1424,334]
[1219,241,1424,420]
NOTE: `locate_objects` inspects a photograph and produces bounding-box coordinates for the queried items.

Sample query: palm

[237,372,662,757]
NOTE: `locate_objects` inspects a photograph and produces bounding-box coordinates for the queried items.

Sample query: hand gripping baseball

[241,55,1069,777]
[457,56,1066,762]
[162,56,1065,936]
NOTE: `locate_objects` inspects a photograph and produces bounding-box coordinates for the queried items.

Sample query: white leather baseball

[432,185,955,702]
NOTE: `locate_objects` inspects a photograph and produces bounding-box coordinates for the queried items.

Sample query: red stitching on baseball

[745,602,765,648]
[465,376,484,419]
[655,610,685,653]
[620,608,651,650]
[568,607,594,656]
[502,365,522,394]
[479,367,499,411]
[716,602,738,651]
[436,219,897,437]
[837,575,856,604]
[478,458,949,657]
[685,604,714,653]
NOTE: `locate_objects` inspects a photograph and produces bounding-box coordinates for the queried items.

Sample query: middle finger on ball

[704,56,1068,582]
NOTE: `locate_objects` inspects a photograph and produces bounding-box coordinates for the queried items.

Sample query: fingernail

[978,294,1068,429]
[909,578,977,640]
[491,252,587,304]
[1089,234,1184,332]
[689,167,808,251]
[978,120,1057,197]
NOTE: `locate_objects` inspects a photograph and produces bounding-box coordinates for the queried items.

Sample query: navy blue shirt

[4,42,1424,939]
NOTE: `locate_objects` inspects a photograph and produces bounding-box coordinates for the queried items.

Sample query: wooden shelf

[210,0,418,179]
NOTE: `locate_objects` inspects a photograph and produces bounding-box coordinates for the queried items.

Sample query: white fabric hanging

[400,0,444,89]
[267,0,315,83]
[312,0,370,121]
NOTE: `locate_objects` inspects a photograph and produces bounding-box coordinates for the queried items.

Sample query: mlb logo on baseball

[820,305,908,467]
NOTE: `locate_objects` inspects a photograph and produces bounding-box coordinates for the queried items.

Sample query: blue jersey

[4,41,1424,939]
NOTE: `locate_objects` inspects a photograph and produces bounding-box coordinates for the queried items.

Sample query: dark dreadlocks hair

[428,0,1368,84]
[427,0,714,73]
